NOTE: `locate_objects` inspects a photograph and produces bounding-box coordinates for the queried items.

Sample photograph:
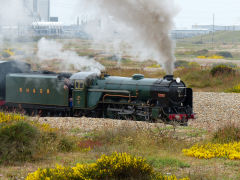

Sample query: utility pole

[212,14,215,48]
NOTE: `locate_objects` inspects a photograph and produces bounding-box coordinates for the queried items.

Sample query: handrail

[88,89,130,94]
[103,90,138,103]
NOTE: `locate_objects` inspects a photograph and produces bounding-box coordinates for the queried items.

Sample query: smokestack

[164,75,174,81]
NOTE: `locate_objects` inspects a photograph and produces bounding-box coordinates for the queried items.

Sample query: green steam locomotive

[0,60,194,125]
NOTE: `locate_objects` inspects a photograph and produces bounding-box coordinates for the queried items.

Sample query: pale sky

[50,0,240,28]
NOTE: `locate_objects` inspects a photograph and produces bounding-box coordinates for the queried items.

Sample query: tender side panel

[0,61,30,100]
[6,75,69,107]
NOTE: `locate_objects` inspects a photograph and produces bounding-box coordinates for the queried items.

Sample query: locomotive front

[151,75,194,125]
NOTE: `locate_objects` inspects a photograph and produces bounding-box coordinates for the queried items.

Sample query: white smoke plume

[37,38,105,74]
[0,0,31,42]
[79,0,177,74]
[0,0,30,26]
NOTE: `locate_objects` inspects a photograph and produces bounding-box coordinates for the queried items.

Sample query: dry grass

[2,118,240,179]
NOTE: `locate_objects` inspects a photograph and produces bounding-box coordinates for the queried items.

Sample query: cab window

[75,80,84,89]
[80,83,84,89]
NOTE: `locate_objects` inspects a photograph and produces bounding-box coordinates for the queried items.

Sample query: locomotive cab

[70,72,99,109]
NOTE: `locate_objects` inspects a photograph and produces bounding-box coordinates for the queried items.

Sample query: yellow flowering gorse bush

[0,112,56,132]
[197,55,224,59]
[155,174,190,180]
[3,48,15,56]
[183,142,240,160]
[31,122,57,132]
[147,64,161,68]
[26,152,188,180]
[0,112,25,124]
[227,84,240,93]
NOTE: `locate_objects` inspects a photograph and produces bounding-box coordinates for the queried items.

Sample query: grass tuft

[212,123,240,143]
[147,157,190,169]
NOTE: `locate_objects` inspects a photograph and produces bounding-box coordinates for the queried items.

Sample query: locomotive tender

[0,60,194,125]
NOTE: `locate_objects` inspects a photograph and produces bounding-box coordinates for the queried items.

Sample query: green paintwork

[6,74,69,106]
[73,90,86,108]
[70,72,157,109]
[97,76,157,100]
[72,80,87,109]
[0,60,30,100]
[87,91,102,108]
[86,75,158,108]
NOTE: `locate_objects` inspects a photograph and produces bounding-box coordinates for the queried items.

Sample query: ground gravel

[34,92,240,132]
[189,92,240,131]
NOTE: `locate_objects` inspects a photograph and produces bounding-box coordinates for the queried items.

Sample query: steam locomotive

[0,60,194,125]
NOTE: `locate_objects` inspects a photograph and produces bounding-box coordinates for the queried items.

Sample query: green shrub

[106,55,121,61]
[216,51,233,58]
[212,62,237,68]
[212,123,240,143]
[195,49,209,56]
[0,112,78,164]
[174,60,189,68]
[210,64,235,76]
[188,62,200,68]
[0,121,40,164]
[57,137,75,152]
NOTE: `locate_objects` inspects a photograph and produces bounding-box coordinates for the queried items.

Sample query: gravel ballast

[189,92,240,130]
[35,92,240,132]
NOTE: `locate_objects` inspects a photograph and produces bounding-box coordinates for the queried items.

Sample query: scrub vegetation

[0,113,76,165]
[1,112,240,179]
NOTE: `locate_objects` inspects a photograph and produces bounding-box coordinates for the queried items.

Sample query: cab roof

[70,72,99,81]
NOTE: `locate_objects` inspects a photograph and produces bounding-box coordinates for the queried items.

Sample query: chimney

[163,75,174,81]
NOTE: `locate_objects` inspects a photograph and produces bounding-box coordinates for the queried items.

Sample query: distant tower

[33,0,38,13]
[23,0,50,22]
[77,16,80,26]
[38,0,50,21]
[32,0,40,21]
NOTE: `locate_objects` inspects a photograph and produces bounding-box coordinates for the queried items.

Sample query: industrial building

[24,0,50,22]
[32,21,63,36]
[192,25,240,32]
[171,29,209,39]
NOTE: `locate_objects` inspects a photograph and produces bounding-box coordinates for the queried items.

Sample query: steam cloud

[80,0,176,74]
[0,1,106,75]
[0,0,31,42]
[0,0,30,26]
[37,38,105,74]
